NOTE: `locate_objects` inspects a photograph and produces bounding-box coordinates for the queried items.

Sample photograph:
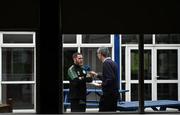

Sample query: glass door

[154,47,180,101]
[126,46,180,106]
[126,47,152,101]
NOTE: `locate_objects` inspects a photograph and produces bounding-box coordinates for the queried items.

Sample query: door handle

[156,76,160,78]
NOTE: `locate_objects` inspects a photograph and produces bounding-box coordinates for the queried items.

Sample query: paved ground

[64,107,179,112]
[1,108,179,114]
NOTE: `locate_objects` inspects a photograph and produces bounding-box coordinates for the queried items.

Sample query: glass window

[155,34,180,44]
[131,50,151,80]
[63,34,76,43]
[2,84,34,109]
[121,47,125,80]
[131,84,151,101]
[82,34,110,43]
[157,84,178,100]
[121,34,152,44]
[122,34,138,44]
[3,34,33,43]
[63,48,77,81]
[121,83,126,101]
[2,48,34,81]
[144,34,152,44]
[157,50,177,80]
[81,47,112,74]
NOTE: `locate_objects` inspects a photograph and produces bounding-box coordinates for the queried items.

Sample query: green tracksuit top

[68,64,92,99]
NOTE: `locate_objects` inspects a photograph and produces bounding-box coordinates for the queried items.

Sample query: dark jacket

[97,59,119,95]
[68,64,92,99]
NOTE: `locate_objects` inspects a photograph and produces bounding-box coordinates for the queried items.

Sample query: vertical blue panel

[114,34,120,89]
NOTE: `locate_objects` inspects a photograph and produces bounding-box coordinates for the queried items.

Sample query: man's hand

[92,82,102,87]
[89,71,98,77]
[79,76,83,80]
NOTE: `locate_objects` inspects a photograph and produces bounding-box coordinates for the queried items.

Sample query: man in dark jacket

[68,52,94,112]
[91,47,119,112]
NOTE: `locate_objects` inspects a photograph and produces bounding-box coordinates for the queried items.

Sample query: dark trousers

[99,93,118,112]
[70,99,86,112]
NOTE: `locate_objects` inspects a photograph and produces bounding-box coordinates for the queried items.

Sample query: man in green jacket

[68,52,94,112]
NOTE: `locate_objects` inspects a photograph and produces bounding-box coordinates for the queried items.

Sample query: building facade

[0,33,179,112]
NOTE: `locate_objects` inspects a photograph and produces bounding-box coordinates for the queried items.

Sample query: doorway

[125,46,180,101]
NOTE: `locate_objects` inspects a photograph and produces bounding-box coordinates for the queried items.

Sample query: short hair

[72,52,82,59]
[97,47,110,57]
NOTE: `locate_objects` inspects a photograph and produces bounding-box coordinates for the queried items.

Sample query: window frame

[0,32,36,113]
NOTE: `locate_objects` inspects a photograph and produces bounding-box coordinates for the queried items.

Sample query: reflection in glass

[122,34,138,44]
[144,34,152,44]
[63,34,76,43]
[131,84,151,101]
[3,34,33,43]
[156,34,180,44]
[121,34,152,44]
[2,48,34,81]
[2,84,34,109]
[121,47,125,80]
[157,50,177,80]
[82,34,110,43]
[131,50,151,80]
[157,84,177,100]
